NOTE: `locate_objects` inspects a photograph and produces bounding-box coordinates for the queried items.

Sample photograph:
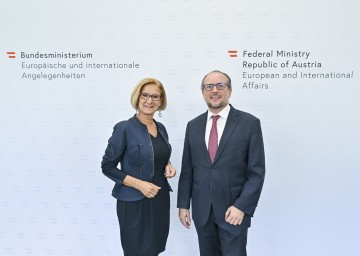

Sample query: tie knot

[212,115,220,123]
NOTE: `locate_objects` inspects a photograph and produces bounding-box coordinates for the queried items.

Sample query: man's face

[202,72,232,113]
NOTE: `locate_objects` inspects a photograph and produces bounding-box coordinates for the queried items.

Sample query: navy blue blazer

[177,105,265,227]
[102,115,172,201]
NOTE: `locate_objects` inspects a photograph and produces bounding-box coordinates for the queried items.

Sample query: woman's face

[137,83,162,116]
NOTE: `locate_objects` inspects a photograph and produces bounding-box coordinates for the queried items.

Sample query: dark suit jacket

[102,115,172,201]
[177,105,265,227]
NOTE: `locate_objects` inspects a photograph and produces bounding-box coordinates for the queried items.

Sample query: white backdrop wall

[1,0,359,255]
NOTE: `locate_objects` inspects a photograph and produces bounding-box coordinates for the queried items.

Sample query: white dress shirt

[205,104,231,149]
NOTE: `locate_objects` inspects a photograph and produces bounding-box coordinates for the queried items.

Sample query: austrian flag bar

[7,52,16,58]
[228,50,238,58]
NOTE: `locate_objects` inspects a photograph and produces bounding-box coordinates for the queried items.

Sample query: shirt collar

[207,104,231,121]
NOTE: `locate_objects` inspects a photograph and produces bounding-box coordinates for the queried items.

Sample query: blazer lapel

[213,107,239,163]
[195,112,212,163]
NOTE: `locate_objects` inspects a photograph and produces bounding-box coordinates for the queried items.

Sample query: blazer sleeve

[101,122,127,184]
[177,122,193,209]
[233,118,265,216]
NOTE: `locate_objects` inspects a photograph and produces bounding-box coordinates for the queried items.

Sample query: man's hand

[225,206,245,225]
[179,208,192,229]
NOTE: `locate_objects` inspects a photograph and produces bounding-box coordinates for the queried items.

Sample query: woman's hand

[164,162,176,178]
[134,180,161,198]
[123,175,161,198]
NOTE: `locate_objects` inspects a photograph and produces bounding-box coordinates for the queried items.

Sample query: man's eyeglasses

[139,92,162,101]
[202,82,228,91]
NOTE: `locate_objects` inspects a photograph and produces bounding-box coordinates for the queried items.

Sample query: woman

[101,78,176,256]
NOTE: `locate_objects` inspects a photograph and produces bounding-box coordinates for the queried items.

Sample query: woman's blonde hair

[130,78,167,111]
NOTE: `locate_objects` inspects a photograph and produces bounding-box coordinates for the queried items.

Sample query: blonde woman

[102,78,176,256]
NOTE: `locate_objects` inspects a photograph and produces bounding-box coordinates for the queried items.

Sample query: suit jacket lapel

[196,111,212,163]
[213,107,239,163]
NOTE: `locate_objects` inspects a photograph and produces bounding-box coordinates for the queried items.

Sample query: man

[177,70,265,256]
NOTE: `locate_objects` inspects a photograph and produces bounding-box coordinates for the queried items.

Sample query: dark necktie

[208,115,220,163]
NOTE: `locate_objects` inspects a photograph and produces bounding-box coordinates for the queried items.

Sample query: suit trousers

[194,206,248,256]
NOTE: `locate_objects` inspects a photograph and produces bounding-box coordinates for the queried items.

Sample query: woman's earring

[158,110,162,117]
